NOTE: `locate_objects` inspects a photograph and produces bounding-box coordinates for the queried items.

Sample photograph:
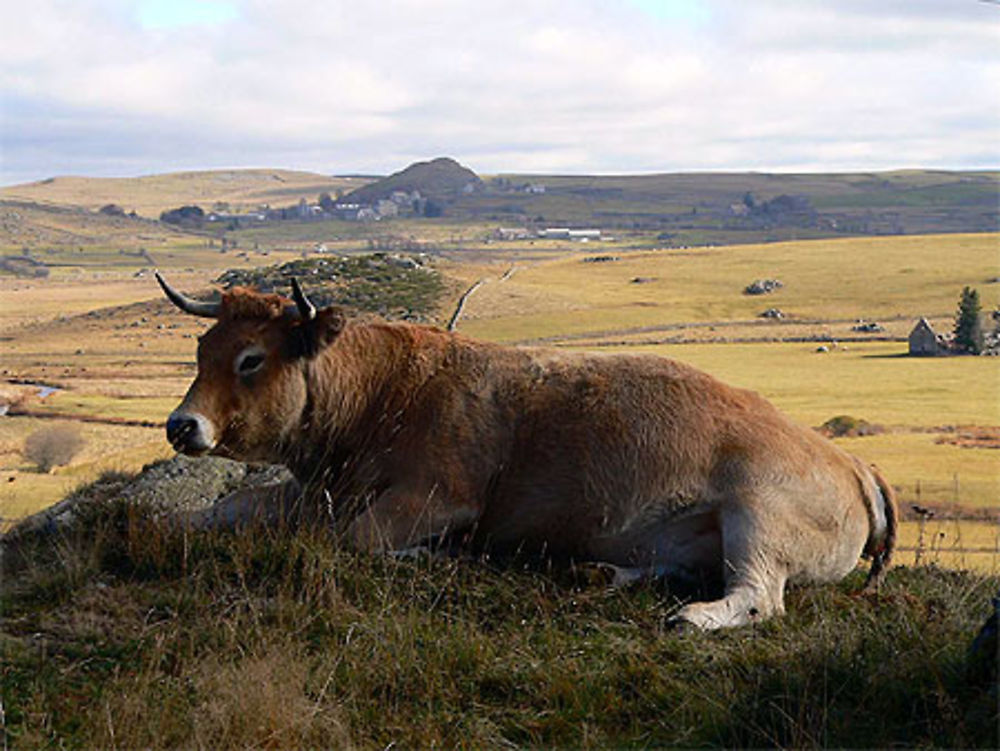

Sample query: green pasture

[472,169,998,236]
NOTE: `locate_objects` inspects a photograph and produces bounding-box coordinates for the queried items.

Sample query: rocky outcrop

[2,456,294,545]
[744,279,783,295]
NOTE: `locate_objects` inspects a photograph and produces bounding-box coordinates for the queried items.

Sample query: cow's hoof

[576,562,645,589]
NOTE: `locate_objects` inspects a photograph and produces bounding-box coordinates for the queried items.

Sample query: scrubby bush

[818,414,884,438]
[24,424,84,472]
[159,204,205,227]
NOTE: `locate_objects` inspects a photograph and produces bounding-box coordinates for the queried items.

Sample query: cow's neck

[283,320,440,490]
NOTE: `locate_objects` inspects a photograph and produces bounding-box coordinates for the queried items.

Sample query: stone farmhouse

[908,317,943,356]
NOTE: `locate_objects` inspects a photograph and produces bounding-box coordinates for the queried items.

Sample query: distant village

[188,188,604,243]
[203,189,430,226]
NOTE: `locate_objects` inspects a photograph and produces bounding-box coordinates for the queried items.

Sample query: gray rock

[852,321,885,333]
[118,455,250,515]
[2,455,295,542]
[744,279,784,295]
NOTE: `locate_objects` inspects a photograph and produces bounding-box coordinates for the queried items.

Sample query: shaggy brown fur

[165,285,899,629]
[219,287,288,320]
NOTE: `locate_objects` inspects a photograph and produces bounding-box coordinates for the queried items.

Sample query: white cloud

[1,0,998,183]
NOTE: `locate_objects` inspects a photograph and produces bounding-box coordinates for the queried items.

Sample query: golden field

[459,233,1000,342]
[1,229,998,571]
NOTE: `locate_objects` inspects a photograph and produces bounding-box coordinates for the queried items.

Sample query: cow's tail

[862,464,898,592]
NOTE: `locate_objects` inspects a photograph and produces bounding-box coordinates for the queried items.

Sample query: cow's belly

[473,493,723,589]
[585,505,723,581]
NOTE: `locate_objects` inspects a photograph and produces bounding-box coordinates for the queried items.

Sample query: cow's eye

[235,349,266,376]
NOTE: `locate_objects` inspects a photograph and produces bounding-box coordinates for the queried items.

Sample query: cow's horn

[155,271,221,318]
[290,278,317,321]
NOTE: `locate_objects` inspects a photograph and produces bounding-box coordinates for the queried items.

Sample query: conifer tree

[953,286,983,354]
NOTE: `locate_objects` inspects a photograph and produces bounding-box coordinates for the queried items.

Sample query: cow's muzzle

[166,411,216,455]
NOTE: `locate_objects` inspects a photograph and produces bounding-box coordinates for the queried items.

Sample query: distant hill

[0,169,374,219]
[457,168,999,241]
[0,199,182,249]
[342,157,482,205]
[1,163,995,247]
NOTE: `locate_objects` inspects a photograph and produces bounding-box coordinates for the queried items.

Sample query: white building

[537,228,601,241]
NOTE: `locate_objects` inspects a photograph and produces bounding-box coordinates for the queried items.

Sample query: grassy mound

[818,414,885,438]
[2,475,997,749]
[216,254,447,322]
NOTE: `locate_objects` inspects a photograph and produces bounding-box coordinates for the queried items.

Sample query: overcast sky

[1,0,998,185]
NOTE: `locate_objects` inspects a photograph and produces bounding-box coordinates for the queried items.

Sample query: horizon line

[4,163,1000,190]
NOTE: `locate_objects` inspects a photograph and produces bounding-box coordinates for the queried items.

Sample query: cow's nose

[166,413,198,449]
[166,411,214,454]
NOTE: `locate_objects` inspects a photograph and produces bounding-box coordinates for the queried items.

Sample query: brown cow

[157,273,897,630]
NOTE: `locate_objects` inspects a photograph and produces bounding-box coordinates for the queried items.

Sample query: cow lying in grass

[157,273,897,630]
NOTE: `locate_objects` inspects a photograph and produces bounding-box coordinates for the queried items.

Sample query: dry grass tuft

[1,477,998,749]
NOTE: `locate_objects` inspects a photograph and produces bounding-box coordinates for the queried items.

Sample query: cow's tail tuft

[863,464,898,592]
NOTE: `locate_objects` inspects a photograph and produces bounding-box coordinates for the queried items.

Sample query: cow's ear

[313,307,346,348]
[288,307,345,359]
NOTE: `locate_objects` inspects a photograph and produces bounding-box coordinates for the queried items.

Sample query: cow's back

[452,346,862,562]
[462,349,755,551]
[317,325,869,569]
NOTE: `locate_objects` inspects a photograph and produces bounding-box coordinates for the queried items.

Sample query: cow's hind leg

[670,503,787,630]
[586,506,725,596]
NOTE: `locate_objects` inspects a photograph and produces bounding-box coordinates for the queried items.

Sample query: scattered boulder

[852,320,885,333]
[759,308,784,319]
[387,255,421,270]
[98,204,126,217]
[744,279,783,295]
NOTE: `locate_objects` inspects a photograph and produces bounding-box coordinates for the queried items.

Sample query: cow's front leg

[346,487,479,553]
